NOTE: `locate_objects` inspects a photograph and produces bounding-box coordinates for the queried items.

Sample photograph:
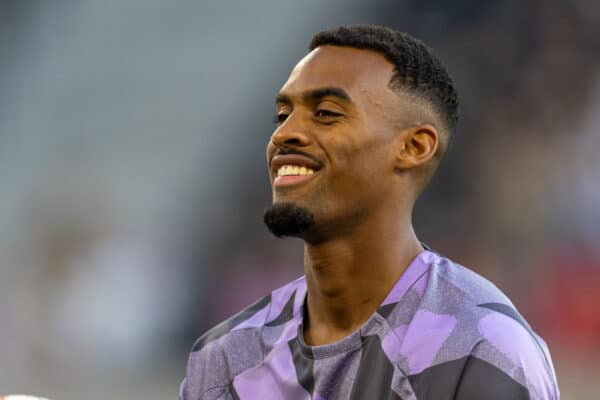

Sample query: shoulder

[470,311,559,399]
[425,253,514,306]
[181,276,307,400]
[408,253,559,399]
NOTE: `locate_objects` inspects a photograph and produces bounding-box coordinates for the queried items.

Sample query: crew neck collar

[296,249,436,359]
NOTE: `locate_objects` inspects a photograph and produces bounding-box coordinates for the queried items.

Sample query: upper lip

[270,152,322,176]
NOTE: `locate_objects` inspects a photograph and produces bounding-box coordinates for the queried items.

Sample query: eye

[272,112,289,124]
[315,109,342,119]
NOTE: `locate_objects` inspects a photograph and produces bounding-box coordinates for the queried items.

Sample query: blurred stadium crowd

[1,0,599,399]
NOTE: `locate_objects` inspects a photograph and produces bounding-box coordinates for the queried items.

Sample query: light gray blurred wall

[0,0,379,398]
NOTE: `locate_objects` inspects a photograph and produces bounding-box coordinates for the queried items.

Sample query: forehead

[280,45,396,99]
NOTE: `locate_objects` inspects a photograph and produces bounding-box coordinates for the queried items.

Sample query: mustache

[272,147,321,165]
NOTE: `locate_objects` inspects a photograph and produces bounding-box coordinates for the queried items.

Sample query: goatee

[263,202,315,238]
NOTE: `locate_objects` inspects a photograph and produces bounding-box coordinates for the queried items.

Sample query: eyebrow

[275,86,353,105]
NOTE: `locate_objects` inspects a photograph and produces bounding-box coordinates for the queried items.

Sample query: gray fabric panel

[349,335,401,400]
[408,356,530,400]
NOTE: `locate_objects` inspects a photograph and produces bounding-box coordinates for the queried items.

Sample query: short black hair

[310,25,458,135]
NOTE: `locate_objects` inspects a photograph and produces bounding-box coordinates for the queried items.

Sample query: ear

[394,124,439,170]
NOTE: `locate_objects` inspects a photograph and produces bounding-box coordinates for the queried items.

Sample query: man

[181,25,559,399]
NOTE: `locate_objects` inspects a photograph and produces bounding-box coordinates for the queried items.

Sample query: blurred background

[1,0,599,398]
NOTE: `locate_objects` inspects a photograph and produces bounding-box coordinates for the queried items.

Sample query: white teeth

[277,164,316,177]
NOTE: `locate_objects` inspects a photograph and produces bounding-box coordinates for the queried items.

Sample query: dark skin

[267,45,440,346]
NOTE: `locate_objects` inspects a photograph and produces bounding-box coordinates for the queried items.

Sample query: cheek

[328,134,391,185]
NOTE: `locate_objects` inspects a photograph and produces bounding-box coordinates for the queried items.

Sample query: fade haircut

[310,25,458,158]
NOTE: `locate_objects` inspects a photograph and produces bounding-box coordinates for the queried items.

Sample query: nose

[270,114,311,151]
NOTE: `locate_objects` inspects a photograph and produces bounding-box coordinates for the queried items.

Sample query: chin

[263,202,316,239]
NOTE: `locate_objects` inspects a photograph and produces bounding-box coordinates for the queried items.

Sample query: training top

[181,250,559,399]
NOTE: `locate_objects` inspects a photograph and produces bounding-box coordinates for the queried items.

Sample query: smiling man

[181,25,559,399]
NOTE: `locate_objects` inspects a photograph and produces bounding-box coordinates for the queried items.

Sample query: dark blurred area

[1,0,598,398]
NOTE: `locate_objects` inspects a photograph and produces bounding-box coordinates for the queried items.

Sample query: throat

[302,291,379,345]
[301,232,423,346]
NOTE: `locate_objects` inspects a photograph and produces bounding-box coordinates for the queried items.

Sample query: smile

[270,153,322,188]
[277,165,315,177]
[274,164,318,187]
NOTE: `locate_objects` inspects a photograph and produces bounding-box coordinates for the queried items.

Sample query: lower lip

[274,174,316,187]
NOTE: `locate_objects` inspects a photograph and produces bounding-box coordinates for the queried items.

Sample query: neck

[302,209,422,346]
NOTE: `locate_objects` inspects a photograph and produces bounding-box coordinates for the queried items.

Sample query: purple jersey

[181,250,559,399]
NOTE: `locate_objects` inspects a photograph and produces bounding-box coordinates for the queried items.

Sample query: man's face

[266,45,403,240]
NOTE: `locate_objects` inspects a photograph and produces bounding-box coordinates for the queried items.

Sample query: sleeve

[455,315,560,400]
[453,353,532,399]
[180,341,232,400]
